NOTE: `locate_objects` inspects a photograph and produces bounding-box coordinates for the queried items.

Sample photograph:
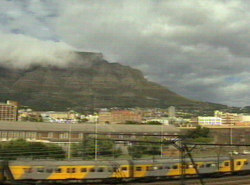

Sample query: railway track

[132,174,250,185]
[2,174,250,185]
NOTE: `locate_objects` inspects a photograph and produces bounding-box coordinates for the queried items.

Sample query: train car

[0,161,4,182]
[7,159,131,181]
[130,157,231,178]
[4,157,250,182]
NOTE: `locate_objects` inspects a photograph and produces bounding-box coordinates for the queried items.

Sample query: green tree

[0,139,65,160]
[185,126,213,143]
[146,121,162,125]
[72,137,122,159]
[128,137,161,158]
[125,121,141,125]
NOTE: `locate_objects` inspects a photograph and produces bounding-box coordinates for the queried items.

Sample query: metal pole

[230,124,233,145]
[95,115,98,160]
[67,124,72,160]
[161,124,163,158]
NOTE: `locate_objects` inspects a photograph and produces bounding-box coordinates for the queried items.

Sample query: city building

[99,110,142,124]
[214,111,240,125]
[0,100,18,121]
[0,121,180,147]
[168,106,176,117]
[198,116,222,125]
[40,111,80,123]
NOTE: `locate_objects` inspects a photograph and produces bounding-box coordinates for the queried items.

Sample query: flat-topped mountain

[0,52,202,111]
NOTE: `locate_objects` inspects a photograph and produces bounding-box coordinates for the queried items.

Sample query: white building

[198,116,222,126]
[144,117,169,125]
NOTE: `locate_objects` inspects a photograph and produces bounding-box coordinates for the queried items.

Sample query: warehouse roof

[0,121,179,133]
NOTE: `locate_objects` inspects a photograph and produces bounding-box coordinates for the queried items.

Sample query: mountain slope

[0,52,197,111]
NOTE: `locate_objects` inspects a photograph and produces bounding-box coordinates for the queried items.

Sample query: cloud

[1,0,250,106]
[0,32,77,69]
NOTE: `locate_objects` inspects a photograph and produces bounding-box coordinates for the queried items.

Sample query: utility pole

[95,114,98,160]
[161,124,163,158]
[67,123,72,160]
[230,124,233,145]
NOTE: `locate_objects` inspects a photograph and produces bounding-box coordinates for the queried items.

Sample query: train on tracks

[0,156,249,183]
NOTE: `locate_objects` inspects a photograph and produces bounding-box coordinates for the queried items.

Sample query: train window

[81,168,87,172]
[199,164,204,168]
[24,168,32,173]
[37,168,44,173]
[136,167,142,171]
[108,168,113,172]
[158,166,163,170]
[205,164,211,168]
[55,168,62,173]
[224,162,230,167]
[211,163,216,167]
[90,168,95,172]
[67,168,70,173]
[46,168,53,173]
[188,165,193,168]
[121,167,127,171]
[172,165,178,169]
[236,161,241,166]
[113,167,117,172]
[165,166,170,169]
[244,161,248,165]
[72,168,76,173]
[146,166,150,171]
[97,167,104,172]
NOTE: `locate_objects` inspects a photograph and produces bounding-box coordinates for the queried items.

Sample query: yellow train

[0,156,249,183]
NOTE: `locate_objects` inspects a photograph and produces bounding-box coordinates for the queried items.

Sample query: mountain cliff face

[0,52,197,111]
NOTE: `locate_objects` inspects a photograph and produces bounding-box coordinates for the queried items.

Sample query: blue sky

[0,0,250,106]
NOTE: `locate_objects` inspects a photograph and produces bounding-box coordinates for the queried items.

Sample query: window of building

[60,132,69,139]
[48,132,53,138]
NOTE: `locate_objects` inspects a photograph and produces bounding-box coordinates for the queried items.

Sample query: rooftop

[0,121,180,133]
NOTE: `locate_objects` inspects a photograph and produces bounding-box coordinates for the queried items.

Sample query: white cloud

[1,0,250,106]
[0,32,77,69]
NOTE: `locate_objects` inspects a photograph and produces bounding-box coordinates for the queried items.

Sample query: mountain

[0,52,203,111]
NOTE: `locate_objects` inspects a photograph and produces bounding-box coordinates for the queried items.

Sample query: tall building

[0,100,18,121]
[168,106,176,117]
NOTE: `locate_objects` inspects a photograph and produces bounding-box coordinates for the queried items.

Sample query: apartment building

[99,110,142,124]
[0,100,18,121]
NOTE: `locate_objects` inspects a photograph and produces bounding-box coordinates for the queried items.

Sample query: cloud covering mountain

[0,0,250,106]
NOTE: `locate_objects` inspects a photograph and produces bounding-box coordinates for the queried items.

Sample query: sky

[0,0,250,107]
